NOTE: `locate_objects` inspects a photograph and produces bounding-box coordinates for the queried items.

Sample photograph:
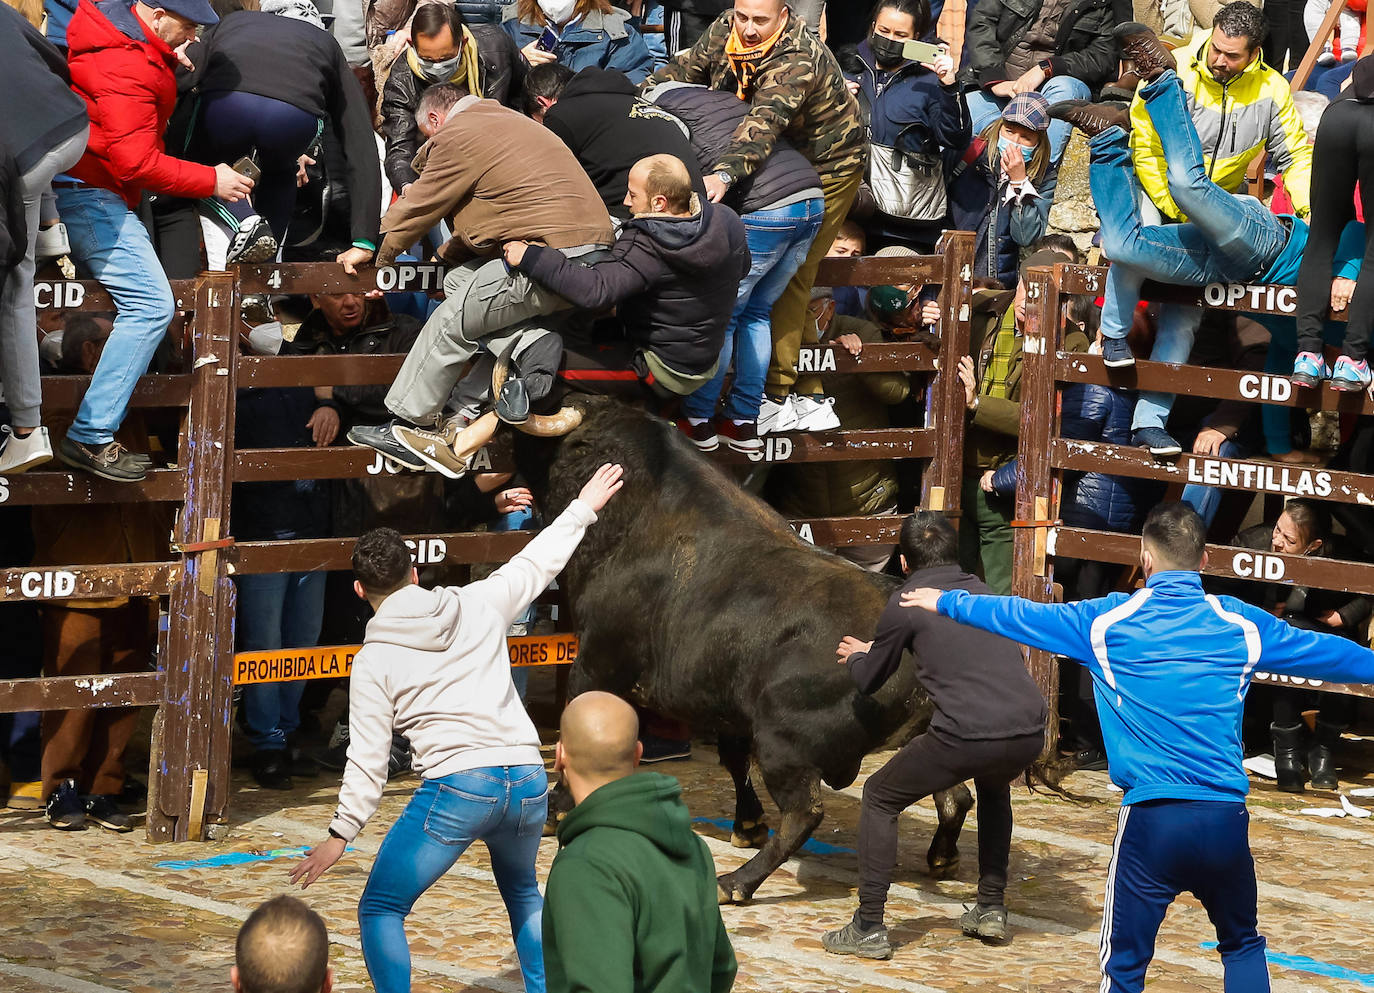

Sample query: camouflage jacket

[641,11,865,183]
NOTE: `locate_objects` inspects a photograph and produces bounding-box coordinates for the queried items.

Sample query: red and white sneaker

[676,417,719,452]
[718,418,762,456]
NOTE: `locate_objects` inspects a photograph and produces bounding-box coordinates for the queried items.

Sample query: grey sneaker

[822,919,893,960]
[346,421,428,471]
[58,435,148,482]
[960,903,1008,942]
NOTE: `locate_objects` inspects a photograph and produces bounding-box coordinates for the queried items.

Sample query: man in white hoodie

[289,462,624,993]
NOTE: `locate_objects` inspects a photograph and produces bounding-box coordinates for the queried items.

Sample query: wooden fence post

[148,272,238,842]
[1012,265,1061,757]
[927,230,975,515]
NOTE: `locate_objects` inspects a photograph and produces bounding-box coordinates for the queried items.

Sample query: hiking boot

[757,396,798,435]
[1050,99,1132,138]
[0,425,53,473]
[1271,722,1307,792]
[46,779,86,830]
[822,916,893,960]
[1101,66,1142,101]
[1113,22,1177,82]
[1100,335,1136,368]
[226,215,278,265]
[251,750,293,791]
[1290,351,1328,389]
[790,394,841,431]
[1329,355,1371,392]
[495,376,531,425]
[85,795,133,832]
[58,435,148,482]
[961,903,1008,942]
[719,418,763,456]
[347,421,429,472]
[1132,426,1182,457]
[676,417,720,452]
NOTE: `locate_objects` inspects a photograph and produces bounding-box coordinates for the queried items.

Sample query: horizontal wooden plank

[1054,264,1344,321]
[1052,439,1371,505]
[41,373,193,411]
[817,255,942,286]
[0,671,164,713]
[237,261,447,296]
[34,279,197,312]
[0,562,179,602]
[0,467,186,505]
[238,353,406,388]
[1055,354,1374,416]
[794,515,903,545]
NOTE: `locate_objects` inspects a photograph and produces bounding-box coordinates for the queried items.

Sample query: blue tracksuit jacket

[937,571,1374,806]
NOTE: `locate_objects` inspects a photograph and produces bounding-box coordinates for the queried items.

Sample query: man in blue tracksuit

[901,501,1374,993]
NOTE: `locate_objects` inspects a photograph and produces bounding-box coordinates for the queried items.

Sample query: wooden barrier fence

[0,230,974,841]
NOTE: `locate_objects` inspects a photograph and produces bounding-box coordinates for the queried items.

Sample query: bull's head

[443,344,584,465]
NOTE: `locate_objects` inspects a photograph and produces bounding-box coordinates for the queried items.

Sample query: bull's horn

[516,406,584,436]
[491,341,515,398]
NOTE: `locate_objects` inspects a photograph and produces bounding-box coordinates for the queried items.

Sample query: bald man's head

[233,896,329,993]
[625,154,695,217]
[556,692,641,799]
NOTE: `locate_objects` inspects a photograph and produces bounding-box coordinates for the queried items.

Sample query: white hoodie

[328,499,598,841]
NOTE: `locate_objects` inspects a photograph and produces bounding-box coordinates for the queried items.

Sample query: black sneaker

[496,377,531,425]
[58,435,149,482]
[639,733,691,764]
[46,778,86,830]
[250,750,293,791]
[1132,426,1182,457]
[85,795,133,832]
[347,421,429,471]
[388,732,413,779]
[1100,335,1136,368]
[226,215,278,265]
[822,917,893,960]
[1073,747,1109,771]
[317,719,349,771]
[960,903,1008,942]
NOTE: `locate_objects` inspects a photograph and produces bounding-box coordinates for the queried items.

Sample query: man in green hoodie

[544,692,737,993]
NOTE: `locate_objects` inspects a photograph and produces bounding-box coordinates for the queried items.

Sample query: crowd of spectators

[2,0,1374,951]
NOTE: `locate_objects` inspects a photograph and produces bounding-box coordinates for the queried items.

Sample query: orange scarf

[725,18,787,100]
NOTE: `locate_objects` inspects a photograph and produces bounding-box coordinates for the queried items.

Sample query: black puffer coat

[959,0,1121,91]
[379,23,524,191]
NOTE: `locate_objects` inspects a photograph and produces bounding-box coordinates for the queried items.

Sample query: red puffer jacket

[65,0,216,207]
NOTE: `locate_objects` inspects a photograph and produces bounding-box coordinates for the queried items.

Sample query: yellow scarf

[724,18,787,100]
[406,27,483,98]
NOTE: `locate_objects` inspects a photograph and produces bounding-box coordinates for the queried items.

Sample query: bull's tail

[1023,753,1095,805]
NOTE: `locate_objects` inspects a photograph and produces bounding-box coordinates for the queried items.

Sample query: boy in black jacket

[823,511,1047,960]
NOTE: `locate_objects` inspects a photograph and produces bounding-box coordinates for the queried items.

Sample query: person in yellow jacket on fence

[1128,1,1312,223]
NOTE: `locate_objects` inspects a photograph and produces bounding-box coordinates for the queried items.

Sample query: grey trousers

[384,246,601,424]
[0,127,89,426]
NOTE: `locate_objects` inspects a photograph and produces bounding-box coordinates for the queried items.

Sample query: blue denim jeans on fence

[682,196,824,422]
[236,570,325,752]
[56,185,175,446]
[964,75,1091,164]
[359,765,548,993]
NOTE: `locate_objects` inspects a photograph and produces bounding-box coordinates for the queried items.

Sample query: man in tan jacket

[345,82,614,475]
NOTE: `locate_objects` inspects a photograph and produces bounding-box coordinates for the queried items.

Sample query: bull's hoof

[716,874,752,905]
[730,819,770,849]
[542,808,567,837]
[927,846,960,880]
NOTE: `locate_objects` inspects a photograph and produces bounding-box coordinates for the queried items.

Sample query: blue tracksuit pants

[1100,799,1270,992]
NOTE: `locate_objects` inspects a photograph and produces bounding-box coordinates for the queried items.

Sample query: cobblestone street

[3,720,1374,993]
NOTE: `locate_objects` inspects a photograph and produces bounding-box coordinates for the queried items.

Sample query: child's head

[983,92,1052,181]
[828,220,867,258]
[1271,499,1331,556]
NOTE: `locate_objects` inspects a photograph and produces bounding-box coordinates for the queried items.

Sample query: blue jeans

[1180,438,1249,524]
[360,766,548,993]
[236,571,325,751]
[964,75,1091,164]
[682,197,824,421]
[56,185,175,445]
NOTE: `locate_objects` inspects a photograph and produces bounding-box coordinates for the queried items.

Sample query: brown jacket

[377,97,614,265]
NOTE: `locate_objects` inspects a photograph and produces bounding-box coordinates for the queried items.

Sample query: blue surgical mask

[997,134,1037,165]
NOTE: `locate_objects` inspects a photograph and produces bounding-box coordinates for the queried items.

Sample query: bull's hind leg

[716,755,824,904]
[718,734,769,848]
[927,783,974,879]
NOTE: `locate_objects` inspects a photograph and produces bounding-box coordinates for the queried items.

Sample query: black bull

[514,397,975,903]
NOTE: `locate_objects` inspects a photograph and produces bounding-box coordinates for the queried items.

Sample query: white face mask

[538,0,577,25]
[247,321,284,356]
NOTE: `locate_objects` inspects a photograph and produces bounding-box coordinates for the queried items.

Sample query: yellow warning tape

[232,634,579,685]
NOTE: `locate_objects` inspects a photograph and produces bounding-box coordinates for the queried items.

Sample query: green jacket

[544,772,737,993]
[773,314,911,518]
[640,11,865,183]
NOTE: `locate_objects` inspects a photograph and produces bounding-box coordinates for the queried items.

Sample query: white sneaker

[757,396,798,435]
[225,215,278,265]
[35,223,70,261]
[789,394,841,431]
[0,425,53,473]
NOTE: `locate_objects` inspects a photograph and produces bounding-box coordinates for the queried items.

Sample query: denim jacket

[502,6,655,84]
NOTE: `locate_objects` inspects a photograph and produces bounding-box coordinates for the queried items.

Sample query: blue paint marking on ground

[1200,943,1374,986]
[692,817,855,856]
[155,846,352,870]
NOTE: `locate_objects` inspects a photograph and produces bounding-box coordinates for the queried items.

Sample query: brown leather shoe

[1113,22,1177,82]
[1101,69,1142,100]
[1049,100,1132,138]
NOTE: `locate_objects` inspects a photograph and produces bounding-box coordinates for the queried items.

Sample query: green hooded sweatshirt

[543,772,737,993]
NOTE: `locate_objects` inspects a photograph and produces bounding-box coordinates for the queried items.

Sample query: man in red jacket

[55,0,254,481]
